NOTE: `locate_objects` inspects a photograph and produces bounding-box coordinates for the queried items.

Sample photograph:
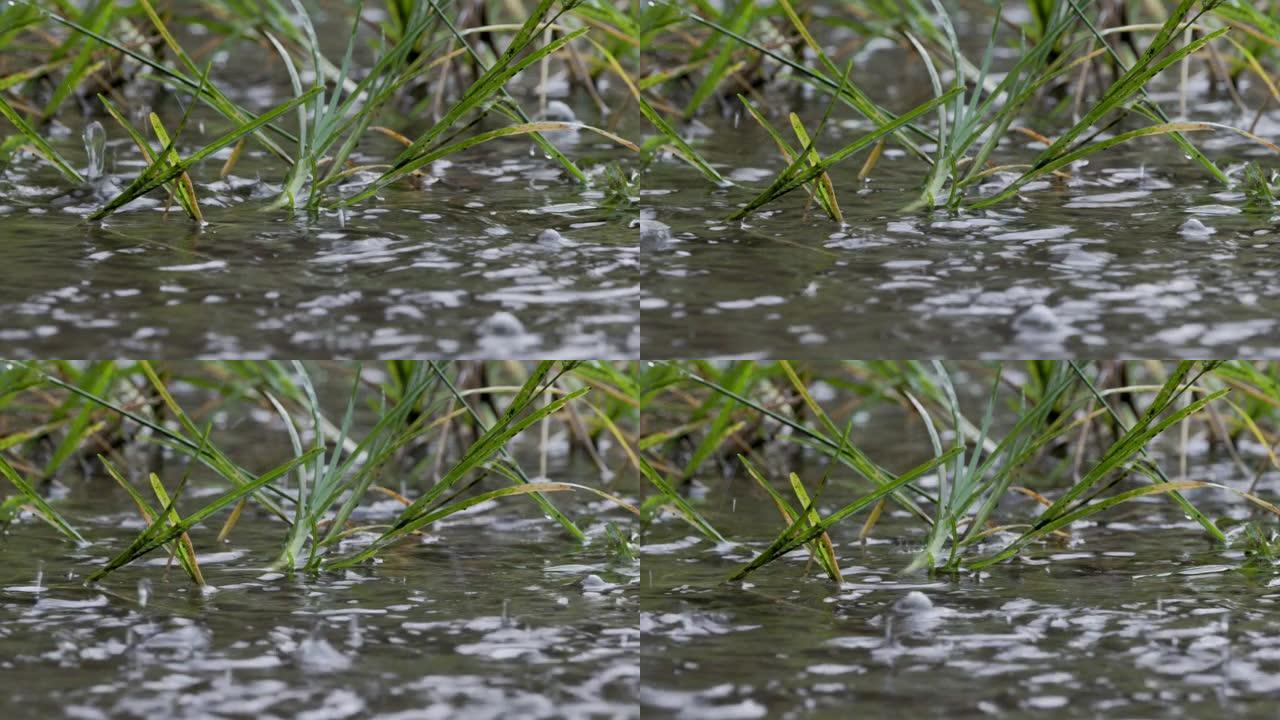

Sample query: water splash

[83,122,106,181]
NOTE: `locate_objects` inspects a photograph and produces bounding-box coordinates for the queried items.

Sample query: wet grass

[640,360,1280,582]
[639,0,1280,217]
[0,360,639,586]
[0,1,640,219]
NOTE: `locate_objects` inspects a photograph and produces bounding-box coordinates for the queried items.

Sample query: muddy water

[640,453,1280,719]
[0,457,639,719]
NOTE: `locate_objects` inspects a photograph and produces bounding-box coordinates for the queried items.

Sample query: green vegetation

[640,360,1280,581]
[0,1,640,218]
[638,0,1280,216]
[0,360,639,585]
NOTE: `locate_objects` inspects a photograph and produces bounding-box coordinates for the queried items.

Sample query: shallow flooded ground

[642,139,1280,359]
[641,462,1280,719]
[0,122,638,359]
[0,457,638,719]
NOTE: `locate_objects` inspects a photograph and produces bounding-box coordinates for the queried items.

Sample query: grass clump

[638,0,1280,217]
[641,360,1280,582]
[0,1,640,220]
[0,360,639,586]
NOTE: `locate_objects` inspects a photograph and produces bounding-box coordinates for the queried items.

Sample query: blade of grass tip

[0,94,85,184]
[737,95,843,212]
[639,455,726,543]
[148,473,205,585]
[423,362,586,541]
[87,448,322,583]
[147,114,203,222]
[788,472,842,582]
[788,114,842,222]
[1064,361,1226,541]
[968,480,1211,570]
[731,57,852,219]
[729,87,963,219]
[99,426,212,585]
[427,0,588,184]
[324,482,611,571]
[739,455,837,581]
[729,446,963,582]
[216,498,249,544]
[89,86,323,220]
[0,454,84,543]
[859,498,887,542]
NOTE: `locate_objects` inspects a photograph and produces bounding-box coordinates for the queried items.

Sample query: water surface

[641,456,1280,718]
[0,459,639,718]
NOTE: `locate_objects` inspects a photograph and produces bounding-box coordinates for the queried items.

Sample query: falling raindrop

[348,616,363,649]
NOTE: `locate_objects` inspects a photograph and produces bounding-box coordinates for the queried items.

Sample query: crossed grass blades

[639,360,1280,583]
[0,0,640,220]
[637,0,1280,218]
[0,360,640,586]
